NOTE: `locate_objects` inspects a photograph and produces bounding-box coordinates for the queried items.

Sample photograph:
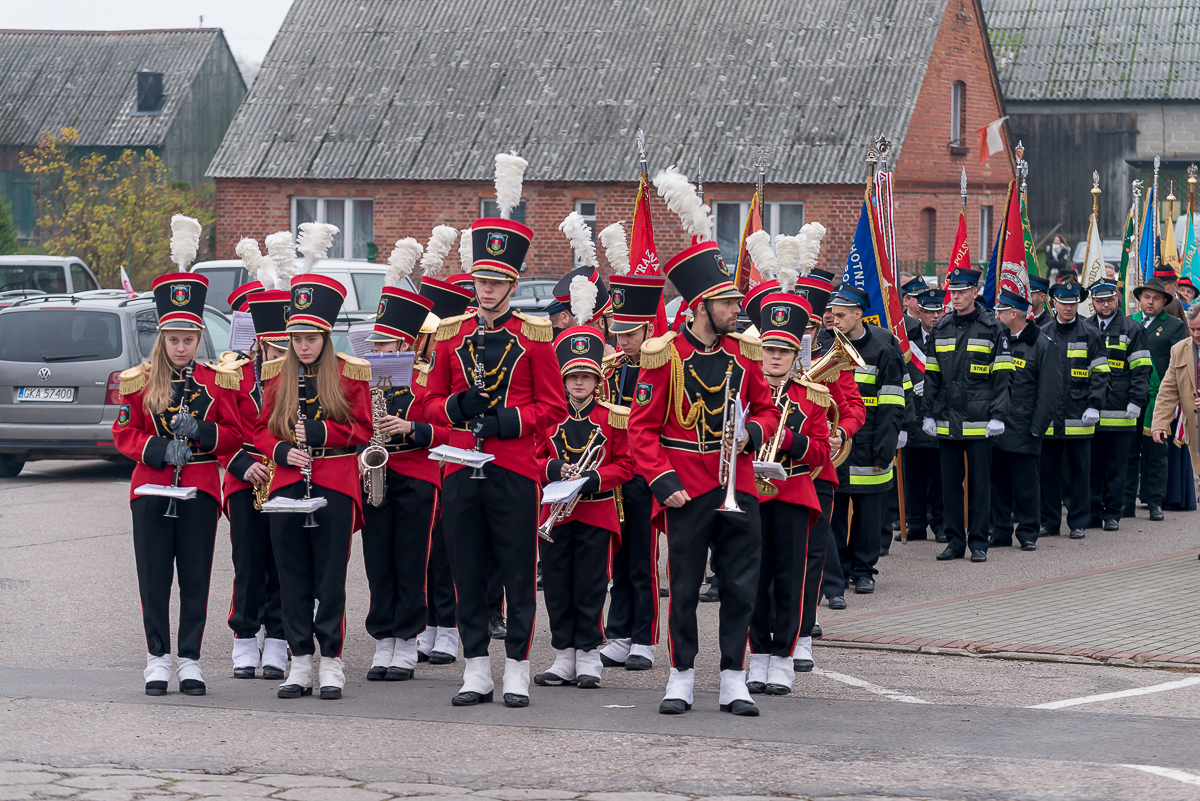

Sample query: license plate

[17,386,75,402]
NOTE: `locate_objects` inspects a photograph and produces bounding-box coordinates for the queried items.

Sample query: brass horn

[802,329,866,468]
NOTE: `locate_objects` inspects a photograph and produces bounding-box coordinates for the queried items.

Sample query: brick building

[208,0,1013,281]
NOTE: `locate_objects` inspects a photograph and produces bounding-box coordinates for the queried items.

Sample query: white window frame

[715,202,806,246]
[950,82,965,146]
[290,197,375,261]
[978,205,993,257]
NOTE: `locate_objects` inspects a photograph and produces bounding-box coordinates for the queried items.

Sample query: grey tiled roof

[985,0,1200,101]
[0,29,226,147]
[207,0,949,184]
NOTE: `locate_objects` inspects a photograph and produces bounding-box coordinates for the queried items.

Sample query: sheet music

[733,399,747,441]
[134,484,197,500]
[348,322,375,358]
[800,334,813,370]
[228,310,257,351]
[541,477,587,505]
[428,445,496,468]
[364,352,414,386]
[753,461,788,481]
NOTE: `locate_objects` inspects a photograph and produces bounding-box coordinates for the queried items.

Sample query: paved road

[3,461,1200,800]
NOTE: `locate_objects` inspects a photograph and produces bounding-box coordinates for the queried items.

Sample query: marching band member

[113,220,240,696]
[598,272,666,671]
[255,230,373,701]
[222,273,291,681]
[423,155,568,708]
[361,238,451,682]
[748,291,829,696]
[534,319,634,689]
[627,238,780,717]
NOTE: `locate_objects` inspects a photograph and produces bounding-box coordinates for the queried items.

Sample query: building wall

[165,36,246,186]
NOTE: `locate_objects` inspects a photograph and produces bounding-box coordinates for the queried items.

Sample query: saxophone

[252,458,276,511]
[360,386,390,507]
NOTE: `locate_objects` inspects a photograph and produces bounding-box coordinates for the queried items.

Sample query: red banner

[943,211,971,310]
[734,192,763,293]
[629,177,670,333]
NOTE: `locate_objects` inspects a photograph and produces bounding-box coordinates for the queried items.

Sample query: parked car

[0,256,101,308]
[508,279,556,314]
[192,258,416,314]
[1069,239,1123,275]
[0,292,225,477]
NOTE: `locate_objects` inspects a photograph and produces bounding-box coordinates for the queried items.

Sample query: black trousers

[940,439,992,554]
[902,446,943,538]
[1126,432,1168,509]
[268,482,354,658]
[664,487,761,672]
[605,476,659,646]
[426,513,456,628]
[131,493,219,659]
[750,500,812,658]
[805,479,834,632]
[1040,438,1092,533]
[1091,429,1134,522]
[443,464,538,660]
[990,448,1040,546]
[361,469,438,641]
[832,490,882,579]
[487,549,505,619]
[540,520,611,652]
[226,487,284,641]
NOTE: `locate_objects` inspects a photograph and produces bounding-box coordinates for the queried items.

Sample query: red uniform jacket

[760,379,832,520]
[422,310,569,483]
[254,354,373,530]
[626,325,781,523]
[218,356,268,512]
[113,360,241,504]
[376,364,452,488]
[537,399,636,537]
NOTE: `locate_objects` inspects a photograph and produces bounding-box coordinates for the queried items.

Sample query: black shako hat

[152,272,208,331]
[287,274,346,332]
[246,289,290,342]
[664,241,741,306]
[552,266,612,324]
[759,293,813,350]
[470,219,533,280]
[743,279,781,330]
[795,274,835,318]
[367,287,436,345]
[554,326,605,378]
[419,276,475,320]
[609,273,665,333]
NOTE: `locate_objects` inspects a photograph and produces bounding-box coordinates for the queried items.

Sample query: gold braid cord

[119,364,148,396]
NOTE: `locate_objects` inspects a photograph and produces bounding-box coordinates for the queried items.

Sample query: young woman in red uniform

[113,271,240,696]
[254,274,372,700]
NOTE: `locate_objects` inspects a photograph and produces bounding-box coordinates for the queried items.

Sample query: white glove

[922,417,936,437]
[896,431,908,449]
[1126,403,1140,419]
[912,380,925,397]
[1082,408,1100,426]
[986,419,1005,437]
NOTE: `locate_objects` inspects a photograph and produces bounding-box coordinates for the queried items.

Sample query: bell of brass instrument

[802,328,865,468]
[755,388,791,498]
[537,428,602,543]
[360,386,390,507]
[716,365,745,514]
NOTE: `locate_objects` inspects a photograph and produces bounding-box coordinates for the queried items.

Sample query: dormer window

[132,71,166,116]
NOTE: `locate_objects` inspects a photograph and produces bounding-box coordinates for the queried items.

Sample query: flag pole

[696,156,704,206]
[1016,140,1028,200]
[751,145,773,225]
[1153,156,1161,275]
[636,128,648,186]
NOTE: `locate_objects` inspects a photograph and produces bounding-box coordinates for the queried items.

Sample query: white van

[192,259,415,313]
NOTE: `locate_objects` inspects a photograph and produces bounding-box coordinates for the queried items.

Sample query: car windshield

[0,265,67,295]
[194,268,243,313]
[204,311,232,353]
[0,310,123,362]
[351,273,387,313]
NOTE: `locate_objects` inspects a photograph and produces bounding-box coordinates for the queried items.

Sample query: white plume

[420,226,459,276]
[559,212,598,269]
[297,222,339,271]
[570,274,598,324]
[386,238,423,287]
[599,221,630,275]
[746,229,777,281]
[652,166,711,241]
[798,221,828,277]
[235,238,267,281]
[169,214,203,272]
[494,151,528,218]
[774,234,803,288]
[265,231,298,290]
[458,228,473,272]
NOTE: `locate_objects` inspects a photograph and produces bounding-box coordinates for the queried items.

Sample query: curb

[813,638,1200,672]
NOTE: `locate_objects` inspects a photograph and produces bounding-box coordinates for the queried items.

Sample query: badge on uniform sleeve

[117,404,131,427]
[635,382,653,406]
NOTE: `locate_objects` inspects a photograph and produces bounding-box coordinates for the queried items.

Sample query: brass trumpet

[537,428,603,542]
[802,329,866,468]
[716,365,744,514]
[755,391,792,497]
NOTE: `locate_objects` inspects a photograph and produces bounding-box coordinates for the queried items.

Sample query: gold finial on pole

[1092,170,1101,216]
[960,168,968,211]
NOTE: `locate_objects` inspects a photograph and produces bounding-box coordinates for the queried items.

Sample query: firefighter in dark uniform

[1084,277,1151,530]
[1037,277,1110,539]
[900,288,945,542]
[114,270,241,696]
[599,273,666,671]
[826,285,904,592]
[921,267,1012,562]
[422,217,569,708]
[1030,275,1052,328]
[627,241,780,717]
[989,289,1061,550]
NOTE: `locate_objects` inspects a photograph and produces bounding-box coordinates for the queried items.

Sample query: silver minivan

[0,255,102,308]
[0,292,225,477]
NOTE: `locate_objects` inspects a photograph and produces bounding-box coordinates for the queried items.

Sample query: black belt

[661,436,721,454]
[187,454,217,464]
[310,447,354,458]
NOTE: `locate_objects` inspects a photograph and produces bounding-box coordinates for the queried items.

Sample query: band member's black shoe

[793,659,814,673]
[429,651,456,665]
[489,616,508,639]
[503,693,529,708]
[624,655,652,671]
[970,550,987,562]
[385,667,413,681]
[811,624,823,638]
[1068,529,1085,539]
[534,672,573,686]
[367,666,388,681]
[1020,542,1038,551]
[720,699,760,716]
[658,699,690,714]
[827,596,847,610]
[934,532,949,543]
[699,586,720,603]
[600,654,625,668]
[145,681,168,696]
[936,548,964,560]
[1149,505,1165,521]
[764,684,791,696]
[233,667,256,679]
[261,665,285,680]
[179,679,206,696]
[747,681,765,694]
[1102,519,1120,531]
[452,690,493,706]
[854,576,875,593]
[576,675,600,689]
[319,686,341,700]
[277,684,312,699]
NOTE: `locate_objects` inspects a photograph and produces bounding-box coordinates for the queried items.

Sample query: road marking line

[1028,675,1200,710]
[1122,764,1200,787]
[812,667,931,704]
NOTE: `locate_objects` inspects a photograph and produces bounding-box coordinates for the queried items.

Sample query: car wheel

[0,456,26,478]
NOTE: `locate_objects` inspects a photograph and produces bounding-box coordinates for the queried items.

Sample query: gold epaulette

[639,331,677,370]
[414,361,431,387]
[435,312,473,342]
[742,324,760,339]
[260,357,285,381]
[513,310,553,342]
[217,350,246,364]
[338,352,372,382]
[729,331,763,362]
[208,361,243,391]
[798,377,832,408]
[598,400,630,429]
[119,363,149,396]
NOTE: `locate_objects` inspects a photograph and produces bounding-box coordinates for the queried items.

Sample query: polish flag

[978,117,1009,165]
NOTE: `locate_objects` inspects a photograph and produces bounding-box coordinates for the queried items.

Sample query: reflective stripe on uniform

[966,338,994,353]
[1067,348,1088,359]
[1098,416,1137,428]
[935,338,956,353]
[848,464,894,484]
[992,357,1015,371]
[1090,356,1110,370]
[1064,419,1094,436]
[1129,349,1152,368]
[935,420,950,436]
[902,376,913,390]
[925,361,941,372]
[962,421,989,437]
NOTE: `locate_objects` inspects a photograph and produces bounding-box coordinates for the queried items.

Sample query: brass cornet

[802,329,866,468]
[755,391,792,497]
[716,365,745,514]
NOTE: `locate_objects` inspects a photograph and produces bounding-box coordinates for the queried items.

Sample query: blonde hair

[142,334,197,415]
[266,334,353,441]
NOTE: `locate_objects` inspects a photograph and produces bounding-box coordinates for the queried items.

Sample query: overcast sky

[8,0,292,79]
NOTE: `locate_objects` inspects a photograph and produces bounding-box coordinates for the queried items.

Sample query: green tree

[19,128,214,289]
[0,198,17,255]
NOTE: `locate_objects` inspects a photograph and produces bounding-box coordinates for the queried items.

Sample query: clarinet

[298,369,318,528]
[163,362,195,519]
[470,323,487,480]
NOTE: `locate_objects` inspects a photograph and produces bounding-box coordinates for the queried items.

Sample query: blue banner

[1140,184,1159,281]
[981,222,1001,310]
[840,203,887,328]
